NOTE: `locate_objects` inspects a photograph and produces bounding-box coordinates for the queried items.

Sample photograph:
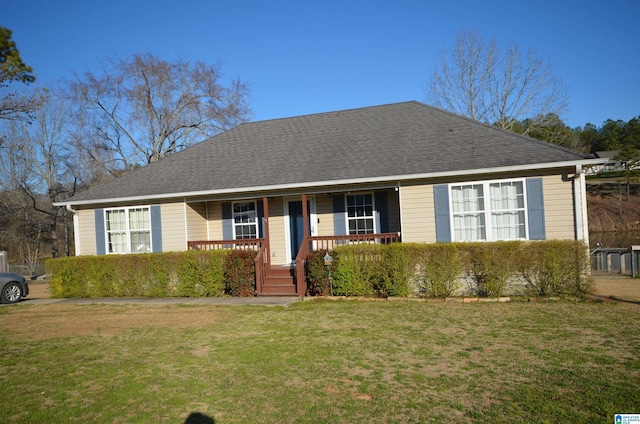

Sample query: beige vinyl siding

[315,195,334,236]
[399,184,436,243]
[207,202,223,240]
[542,174,575,239]
[160,202,188,252]
[398,175,576,244]
[269,199,287,265]
[186,202,208,241]
[76,209,97,255]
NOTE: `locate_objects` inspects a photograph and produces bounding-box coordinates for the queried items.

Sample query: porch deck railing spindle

[306,232,400,251]
[187,238,265,251]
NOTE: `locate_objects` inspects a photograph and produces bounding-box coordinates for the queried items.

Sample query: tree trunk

[64,210,71,257]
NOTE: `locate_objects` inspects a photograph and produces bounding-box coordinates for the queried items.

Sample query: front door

[287,199,312,263]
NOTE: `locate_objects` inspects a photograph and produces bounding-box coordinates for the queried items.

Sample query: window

[450,180,526,241]
[346,193,375,234]
[233,201,258,239]
[451,184,485,241]
[105,207,151,253]
[489,181,525,240]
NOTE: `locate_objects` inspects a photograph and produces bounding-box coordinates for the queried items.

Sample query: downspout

[396,185,404,242]
[578,165,590,246]
[66,204,80,256]
[563,165,589,244]
[571,164,589,244]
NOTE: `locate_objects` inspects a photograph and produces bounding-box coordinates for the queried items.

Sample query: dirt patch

[8,273,637,342]
[2,303,225,340]
[591,272,640,302]
[27,282,51,299]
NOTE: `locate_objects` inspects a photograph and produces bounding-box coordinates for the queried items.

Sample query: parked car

[0,273,29,304]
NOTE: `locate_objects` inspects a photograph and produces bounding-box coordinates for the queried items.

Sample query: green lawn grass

[1,299,639,423]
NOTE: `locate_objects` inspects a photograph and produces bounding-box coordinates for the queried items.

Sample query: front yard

[1,297,639,423]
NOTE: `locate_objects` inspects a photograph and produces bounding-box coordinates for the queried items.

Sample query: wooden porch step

[261,284,298,296]
[266,266,295,278]
[260,266,298,296]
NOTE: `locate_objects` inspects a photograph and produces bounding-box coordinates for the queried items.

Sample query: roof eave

[54,158,605,207]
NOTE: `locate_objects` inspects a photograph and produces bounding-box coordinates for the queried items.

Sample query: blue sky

[4,0,639,128]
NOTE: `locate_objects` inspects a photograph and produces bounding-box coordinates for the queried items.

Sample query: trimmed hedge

[325,240,591,298]
[47,250,240,298]
[417,243,465,298]
[48,240,592,299]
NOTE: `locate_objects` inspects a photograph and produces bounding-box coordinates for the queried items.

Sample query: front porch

[187,193,401,296]
[189,232,401,296]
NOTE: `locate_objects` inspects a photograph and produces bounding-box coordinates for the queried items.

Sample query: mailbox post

[323,252,333,296]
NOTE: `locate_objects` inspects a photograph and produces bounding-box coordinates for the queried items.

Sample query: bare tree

[0,189,46,274]
[0,87,77,258]
[68,53,251,176]
[425,30,569,136]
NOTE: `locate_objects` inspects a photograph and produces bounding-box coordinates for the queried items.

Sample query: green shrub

[518,240,592,297]
[224,249,257,297]
[145,254,172,297]
[331,244,421,297]
[373,243,421,297]
[176,251,226,297]
[465,242,521,297]
[47,250,229,298]
[332,244,379,296]
[418,243,464,297]
[47,257,85,298]
[305,250,335,296]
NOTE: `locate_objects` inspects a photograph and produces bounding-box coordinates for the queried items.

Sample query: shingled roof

[60,101,595,205]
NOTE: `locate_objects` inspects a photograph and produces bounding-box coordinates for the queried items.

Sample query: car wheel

[1,282,22,304]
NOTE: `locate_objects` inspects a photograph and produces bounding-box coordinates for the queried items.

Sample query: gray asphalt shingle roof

[64,101,593,205]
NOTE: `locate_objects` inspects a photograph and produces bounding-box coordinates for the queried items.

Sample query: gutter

[54,158,607,207]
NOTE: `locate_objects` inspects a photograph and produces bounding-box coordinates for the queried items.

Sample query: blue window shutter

[222,202,233,240]
[333,195,347,235]
[95,209,106,255]
[374,191,389,233]
[150,205,163,252]
[526,178,546,240]
[434,185,452,243]
[257,200,265,238]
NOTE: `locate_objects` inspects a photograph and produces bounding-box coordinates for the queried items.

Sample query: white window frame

[232,200,259,240]
[345,192,376,235]
[448,178,529,242]
[104,206,152,254]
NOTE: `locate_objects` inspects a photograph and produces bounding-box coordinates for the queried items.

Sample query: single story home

[56,101,604,295]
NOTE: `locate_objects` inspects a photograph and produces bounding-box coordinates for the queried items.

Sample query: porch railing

[307,232,401,251]
[295,232,401,296]
[254,242,268,295]
[188,238,265,251]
